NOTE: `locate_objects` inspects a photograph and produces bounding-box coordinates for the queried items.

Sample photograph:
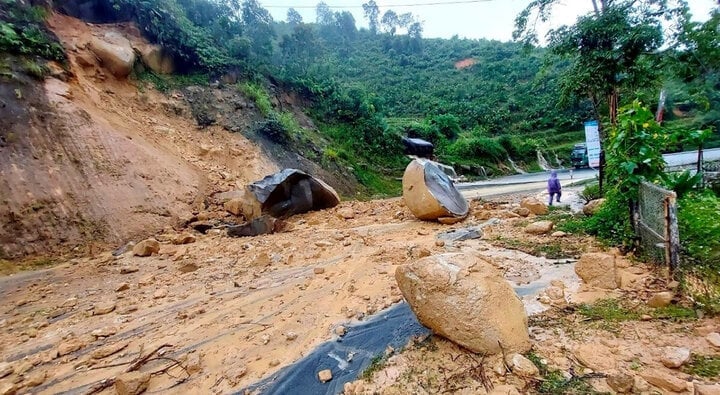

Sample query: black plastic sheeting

[248,169,340,218]
[423,161,469,217]
[240,303,430,395]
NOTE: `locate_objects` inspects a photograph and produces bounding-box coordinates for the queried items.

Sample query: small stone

[91,341,129,359]
[416,248,431,258]
[706,332,720,348]
[224,366,248,386]
[261,334,270,345]
[93,301,116,315]
[606,372,634,393]
[695,383,720,395]
[116,283,130,292]
[172,234,196,245]
[667,281,680,290]
[114,371,151,395]
[545,286,565,300]
[0,381,17,395]
[318,369,333,383]
[269,359,280,367]
[338,208,355,219]
[23,370,46,387]
[153,288,168,299]
[641,314,653,321]
[513,207,531,217]
[334,326,347,337]
[0,363,12,379]
[185,353,202,375]
[285,332,298,341]
[133,239,160,257]
[641,370,687,392]
[119,266,139,274]
[177,262,199,273]
[57,338,85,356]
[525,221,554,235]
[313,267,325,275]
[91,326,118,338]
[661,346,691,368]
[435,240,445,247]
[647,292,673,308]
[315,240,333,247]
[507,354,539,377]
[551,231,567,238]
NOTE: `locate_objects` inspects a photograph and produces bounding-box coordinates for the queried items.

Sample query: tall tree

[315,2,334,25]
[362,1,380,34]
[287,7,303,26]
[241,0,276,62]
[381,10,399,35]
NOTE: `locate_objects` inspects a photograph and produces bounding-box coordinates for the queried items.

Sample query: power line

[261,0,494,9]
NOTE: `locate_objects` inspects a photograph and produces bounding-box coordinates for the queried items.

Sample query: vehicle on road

[570,143,588,169]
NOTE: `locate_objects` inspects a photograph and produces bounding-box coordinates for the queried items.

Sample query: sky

[260,0,718,42]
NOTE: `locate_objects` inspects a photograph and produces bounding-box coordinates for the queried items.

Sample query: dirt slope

[0,14,279,259]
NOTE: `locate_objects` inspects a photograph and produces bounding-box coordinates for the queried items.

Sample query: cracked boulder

[402,159,468,223]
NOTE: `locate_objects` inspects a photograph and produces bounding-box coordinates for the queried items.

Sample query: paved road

[457,147,720,199]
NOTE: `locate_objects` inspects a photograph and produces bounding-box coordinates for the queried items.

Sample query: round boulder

[395,253,530,355]
[520,197,548,215]
[583,198,606,216]
[402,159,468,222]
[89,31,136,78]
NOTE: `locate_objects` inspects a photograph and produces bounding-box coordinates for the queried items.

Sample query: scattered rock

[172,234,196,245]
[334,326,347,337]
[313,267,325,275]
[177,262,199,274]
[545,286,565,300]
[647,292,674,308]
[185,353,202,375]
[285,332,298,341]
[91,326,118,338]
[119,266,139,274]
[135,43,174,74]
[575,253,618,289]
[133,239,160,257]
[153,288,169,299]
[435,240,445,247]
[507,354,539,377]
[696,383,720,395]
[573,344,617,371]
[706,332,720,348]
[75,53,96,68]
[318,369,333,383]
[93,301,116,315]
[641,370,687,392]
[606,372,635,393]
[114,371,151,395]
[525,221,554,235]
[395,253,530,355]
[23,370,46,387]
[512,207,531,217]
[57,338,85,356]
[338,208,355,219]
[88,32,136,78]
[661,346,691,368]
[224,366,248,386]
[551,231,567,238]
[269,359,280,367]
[91,341,129,359]
[227,216,279,238]
[0,363,13,379]
[115,282,130,292]
[402,159,468,222]
[0,381,17,395]
[520,197,548,215]
[641,314,653,321]
[583,198,606,216]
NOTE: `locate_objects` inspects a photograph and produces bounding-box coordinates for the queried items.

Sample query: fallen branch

[83,344,174,395]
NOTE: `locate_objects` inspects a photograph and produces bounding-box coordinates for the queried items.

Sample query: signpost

[584,120,601,169]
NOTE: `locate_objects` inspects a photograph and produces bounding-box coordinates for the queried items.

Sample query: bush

[254,116,289,143]
[238,82,273,116]
[0,2,65,62]
[584,190,635,247]
[678,190,720,267]
[449,136,507,162]
[579,182,602,203]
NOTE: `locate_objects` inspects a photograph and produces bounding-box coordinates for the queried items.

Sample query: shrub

[678,190,720,267]
[254,116,289,143]
[450,136,507,162]
[579,182,602,203]
[584,190,635,247]
[238,82,273,116]
[0,2,65,62]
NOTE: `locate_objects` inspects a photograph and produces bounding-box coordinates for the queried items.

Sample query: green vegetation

[0,0,65,62]
[238,81,273,116]
[526,351,597,394]
[360,354,387,381]
[683,355,720,379]
[138,71,208,92]
[577,298,640,323]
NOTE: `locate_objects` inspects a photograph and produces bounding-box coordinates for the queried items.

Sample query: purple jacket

[548,171,561,193]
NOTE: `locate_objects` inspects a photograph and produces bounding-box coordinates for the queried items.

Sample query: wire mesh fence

[636,181,679,272]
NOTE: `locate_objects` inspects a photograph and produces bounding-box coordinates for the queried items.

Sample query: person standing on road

[547,170,561,206]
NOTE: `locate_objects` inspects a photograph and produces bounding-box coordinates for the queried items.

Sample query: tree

[287,7,303,26]
[381,10,399,35]
[315,2,334,25]
[362,1,380,34]
[241,0,276,62]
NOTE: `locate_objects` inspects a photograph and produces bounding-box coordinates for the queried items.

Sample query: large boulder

[132,238,160,257]
[89,32,136,78]
[395,253,530,355]
[583,198,606,216]
[224,189,262,220]
[247,169,340,218]
[402,159,469,222]
[520,197,548,215]
[575,253,618,289]
[135,43,174,74]
[525,220,554,235]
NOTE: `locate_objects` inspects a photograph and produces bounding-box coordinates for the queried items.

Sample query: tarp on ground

[248,169,340,218]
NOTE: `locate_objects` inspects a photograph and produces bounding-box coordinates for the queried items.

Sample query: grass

[237,81,273,116]
[354,166,402,199]
[526,351,599,394]
[683,355,720,379]
[360,354,387,381]
[138,71,208,93]
[0,257,57,276]
[577,299,640,322]
[490,235,585,259]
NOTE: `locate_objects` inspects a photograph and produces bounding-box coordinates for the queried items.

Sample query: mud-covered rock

[525,221,554,235]
[520,197,548,215]
[661,346,691,368]
[606,372,634,393]
[114,371,151,395]
[132,239,160,257]
[575,253,617,289]
[583,198,606,216]
[89,32,135,78]
[647,292,674,308]
[402,159,468,222]
[395,253,530,354]
[641,370,687,392]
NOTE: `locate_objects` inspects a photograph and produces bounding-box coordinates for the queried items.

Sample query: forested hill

[5,0,719,191]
